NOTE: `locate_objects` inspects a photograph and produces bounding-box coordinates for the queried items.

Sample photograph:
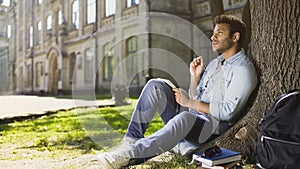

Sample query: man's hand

[190,56,205,78]
[173,88,210,114]
[173,88,192,107]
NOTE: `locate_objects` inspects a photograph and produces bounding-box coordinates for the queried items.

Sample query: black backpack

[256,90,300,169]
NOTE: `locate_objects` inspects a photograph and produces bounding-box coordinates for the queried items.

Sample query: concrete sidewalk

[0,95,115,120]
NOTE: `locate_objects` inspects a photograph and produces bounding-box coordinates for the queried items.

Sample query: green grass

[0,99,254,168]
[0,99,194,168]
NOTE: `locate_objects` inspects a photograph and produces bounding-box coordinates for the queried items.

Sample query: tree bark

[242,0,251,52]
[200,0,300,163]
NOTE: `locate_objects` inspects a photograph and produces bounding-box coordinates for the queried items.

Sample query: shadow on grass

[0,106,136,154]
[0,101,166,161]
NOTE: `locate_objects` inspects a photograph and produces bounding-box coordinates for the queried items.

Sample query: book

[191,148,241,167]
[156,78,177,88]
[200,161,240,169]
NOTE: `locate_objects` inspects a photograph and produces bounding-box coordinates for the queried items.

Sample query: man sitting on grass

[97,14,258,169]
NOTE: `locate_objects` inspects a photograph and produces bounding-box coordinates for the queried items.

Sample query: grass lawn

[0,99,195,168]
[0,99,256,168]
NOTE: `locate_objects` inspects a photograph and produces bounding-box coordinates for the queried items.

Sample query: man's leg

[97,79,183,168]
[130,111,205,161]
[126,79,181,139]
[97,109,209,168]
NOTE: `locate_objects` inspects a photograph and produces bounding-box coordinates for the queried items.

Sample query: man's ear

[232,32,240,43]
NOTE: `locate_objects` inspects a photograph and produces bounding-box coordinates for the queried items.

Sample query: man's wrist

[188,99,195,110]
[191,75,201,81]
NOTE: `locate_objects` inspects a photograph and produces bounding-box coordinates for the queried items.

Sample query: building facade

[0,2,16,94]
[2,0,248,96]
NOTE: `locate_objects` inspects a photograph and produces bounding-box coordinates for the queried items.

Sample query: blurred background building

[0,0,16,94]
[0,0,248,96]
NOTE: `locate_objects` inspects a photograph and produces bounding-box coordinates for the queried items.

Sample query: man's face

[211,23,234,54]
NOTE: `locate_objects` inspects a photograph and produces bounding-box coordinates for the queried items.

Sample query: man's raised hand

[190,56,205,78]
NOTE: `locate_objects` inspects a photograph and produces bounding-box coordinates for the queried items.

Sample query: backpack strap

[273,91,299,111]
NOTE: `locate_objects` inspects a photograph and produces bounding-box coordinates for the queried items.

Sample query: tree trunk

[201,0,300,163]
[242,0,251,52]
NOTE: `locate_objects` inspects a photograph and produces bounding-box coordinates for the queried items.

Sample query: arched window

[105,0,116,17]
[19,30,23,50]
[103,43,114,81]
[87,0,96,24]
[126,36,139,85]
[29,26,33,48]
[26,65,32,88]
[7,25,11,38]
[72,0,79,29]
[46,15,52,30]
[58,10,63,25]
[35,62,43,87]
[85,48,94,82]
[69,53,76,84]
[37,21,42,44]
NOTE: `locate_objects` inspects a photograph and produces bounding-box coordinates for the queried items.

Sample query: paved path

[0,95,115,120]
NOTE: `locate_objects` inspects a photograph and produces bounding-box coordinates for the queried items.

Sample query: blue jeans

[126,79,210,160]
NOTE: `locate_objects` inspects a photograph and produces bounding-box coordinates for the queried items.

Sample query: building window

[126,36,138,85]
[35,62,43,87]
[29,26,33,48]
[19,30,23,51]
[37,21,42,44]
[58,10,63,25]
[127,0,139,8]
[46,15,52,30]
[103,43,114,81]
[105,0,115,17]
[77,55,82,69]
[0,25,5,37]
[7,25,11,38]
[26,64,32,88]
[1,0,10,7]
[85,48,94,82]
[72,0,79,29]
[20,0,24,15]
[87,0,96,24]
[70,53,76,84]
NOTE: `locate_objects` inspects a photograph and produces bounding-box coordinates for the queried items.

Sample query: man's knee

[174,111,197,124]
[144,79,171,93]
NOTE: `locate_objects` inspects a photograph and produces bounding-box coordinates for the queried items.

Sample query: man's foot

[122,136,139,146]
[170,140,199,155]
[97,145,132,169]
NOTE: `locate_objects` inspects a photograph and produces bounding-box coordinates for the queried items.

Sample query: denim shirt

[196,49,257,134]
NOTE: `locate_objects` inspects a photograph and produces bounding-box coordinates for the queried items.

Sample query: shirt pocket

[222,77,232,88]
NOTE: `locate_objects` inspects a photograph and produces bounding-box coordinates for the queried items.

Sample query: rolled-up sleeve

[210,64,257,121]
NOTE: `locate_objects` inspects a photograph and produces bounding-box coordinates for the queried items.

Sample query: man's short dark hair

[214,14,246,47]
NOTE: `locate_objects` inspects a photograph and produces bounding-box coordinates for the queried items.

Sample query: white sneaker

[97,146,132,169]
[170,140,200,155]
[122,136,139,146]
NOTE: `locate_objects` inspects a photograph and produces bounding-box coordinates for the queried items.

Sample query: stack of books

[191,148,241,169]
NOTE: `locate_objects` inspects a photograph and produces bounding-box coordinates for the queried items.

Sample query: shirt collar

[218,48,245,65]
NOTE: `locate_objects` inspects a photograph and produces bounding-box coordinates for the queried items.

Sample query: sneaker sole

[97,154,115,169]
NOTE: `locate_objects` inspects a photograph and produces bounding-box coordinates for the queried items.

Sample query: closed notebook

[192,148,241,166]
[200,161,240,169]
